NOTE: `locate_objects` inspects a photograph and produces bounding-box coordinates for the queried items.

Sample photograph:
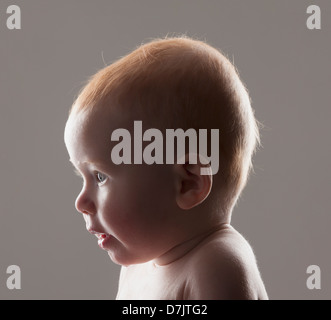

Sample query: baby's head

[64,36,260,266]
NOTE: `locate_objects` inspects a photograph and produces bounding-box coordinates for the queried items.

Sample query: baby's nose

[75,189,96,215]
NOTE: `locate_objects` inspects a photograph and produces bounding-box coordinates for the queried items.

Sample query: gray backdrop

[1,0,330,300]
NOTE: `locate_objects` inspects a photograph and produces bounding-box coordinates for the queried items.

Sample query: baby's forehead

[69,102,135,139]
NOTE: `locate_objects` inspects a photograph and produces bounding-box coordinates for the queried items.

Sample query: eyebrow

[69,159,101,166]
[69,159,106,172]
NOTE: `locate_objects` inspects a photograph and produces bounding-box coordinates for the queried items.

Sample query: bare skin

[117,225,268,300]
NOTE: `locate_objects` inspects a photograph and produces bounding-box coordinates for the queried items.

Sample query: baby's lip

[87,228,112,250]
[87,228,109,240]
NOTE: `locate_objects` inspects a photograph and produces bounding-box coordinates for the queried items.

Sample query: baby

[64,36,268,300]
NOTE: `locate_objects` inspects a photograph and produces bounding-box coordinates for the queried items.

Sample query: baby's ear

[174,153,213,210]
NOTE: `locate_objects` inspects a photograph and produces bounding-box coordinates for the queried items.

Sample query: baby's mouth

[87,229,111,249]
[94,233,106,240]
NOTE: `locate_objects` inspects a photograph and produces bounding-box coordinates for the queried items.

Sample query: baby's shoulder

[184,226,267,299]
[201,225,256,265]
[189,225,257,276]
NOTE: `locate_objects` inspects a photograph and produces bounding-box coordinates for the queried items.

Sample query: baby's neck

[152,223,231,267]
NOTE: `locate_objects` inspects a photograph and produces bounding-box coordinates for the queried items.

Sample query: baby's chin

[107,249,155,267]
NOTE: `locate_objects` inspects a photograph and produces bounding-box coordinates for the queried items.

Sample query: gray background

[0,0,330,300]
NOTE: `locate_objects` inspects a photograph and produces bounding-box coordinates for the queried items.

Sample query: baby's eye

[95,172,107,185]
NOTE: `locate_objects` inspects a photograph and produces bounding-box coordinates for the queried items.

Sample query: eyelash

[74,169,82,178]
[74,169,107,186]
[95,171,107,185]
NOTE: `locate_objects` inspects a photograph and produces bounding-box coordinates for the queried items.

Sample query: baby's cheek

[100,194,136,234]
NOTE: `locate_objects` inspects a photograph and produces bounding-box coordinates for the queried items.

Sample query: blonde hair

[70,36,261,215]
